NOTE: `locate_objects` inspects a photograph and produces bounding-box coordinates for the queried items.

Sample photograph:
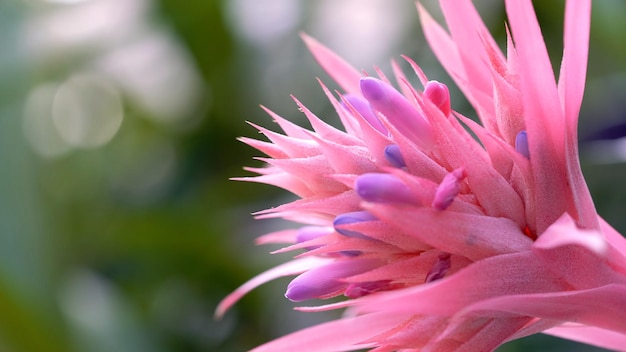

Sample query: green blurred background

[1,0,625,351]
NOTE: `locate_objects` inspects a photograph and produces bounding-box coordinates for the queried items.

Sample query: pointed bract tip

[296,226,334,243]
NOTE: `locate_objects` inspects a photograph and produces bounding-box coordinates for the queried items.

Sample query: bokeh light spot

[52,74,123,148]
[23,83,71,158]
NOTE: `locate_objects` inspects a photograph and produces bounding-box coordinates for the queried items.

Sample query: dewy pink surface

[218,1,626,351]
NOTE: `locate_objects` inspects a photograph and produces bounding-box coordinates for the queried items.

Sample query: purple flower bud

[423,80,451,116]
[515,130,530,159]
[432,168,465,211]
[360,77,432,146]
[384,144,406,168]
[342,94,387,134]
[296,226,334,251]
[355,173,415,204]
[285,259,381,302]
[333,211,377,239]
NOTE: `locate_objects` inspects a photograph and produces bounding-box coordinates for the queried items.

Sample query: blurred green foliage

[0,0,624,351]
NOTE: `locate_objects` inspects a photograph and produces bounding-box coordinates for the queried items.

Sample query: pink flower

[218,0,626,351]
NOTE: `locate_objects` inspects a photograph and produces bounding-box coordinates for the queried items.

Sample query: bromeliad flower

[218,0,626,351]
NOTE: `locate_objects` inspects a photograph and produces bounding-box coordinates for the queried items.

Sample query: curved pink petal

[354,251,567,317]
[438,0,501,115]
[560,0,598,231]
[420,99,527,227]
[426,316,531,352]
[260,105,311,139]
[255,229,297,245]
[558,0,591,128]
[600,216,626,273]
[215,256,330,318]
[460,284,626,335]
[532,213,626,289]
[292,94,362,147]
[504,0,575,234]
[250,312,407,352]
[300,33,363,95]
[545,323,626,352]
[365,203,532,260]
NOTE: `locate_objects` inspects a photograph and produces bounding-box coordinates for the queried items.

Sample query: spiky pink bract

[219,1,626,351]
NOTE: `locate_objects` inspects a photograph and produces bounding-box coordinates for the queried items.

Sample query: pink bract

[219,0,626,351]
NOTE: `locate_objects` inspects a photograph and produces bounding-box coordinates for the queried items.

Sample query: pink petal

[420,99,527,227]
[256,229,298,245]
[560,0,598,231]
[254,190,361,220]
[298,235,403,258]
[306,132,377,175]
[341,94,386,134]
[249,312,407,352]
[338,94,394,168]
[215,256,330,318]
[426,316,531,352]
[532,214,626,289]
[345,250,471,285]
[292,94,362,147]
[257,155,347,196]
[416,4,463,93]
[238,136,288,159]
[354,251,568,317]
[460,284,626,335]
[599,216,626,273]
[418,2,498,131]
[558,0,591,129]
[246,122,319,158]
[332,217,431,253]
[490,65,524,146]
[260,105,310,139]
[505,0,573,234]
[364,315,449,350]
[300,33,363,95]
[365,204,532,260]
[505,318,563,342]
[381,113,447,182]
[545,323,626,352]
[401,54,429,87]
[438,0,500,114]
[318,79,363,137]
[391,59,416,101]
[234,171,314,198]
